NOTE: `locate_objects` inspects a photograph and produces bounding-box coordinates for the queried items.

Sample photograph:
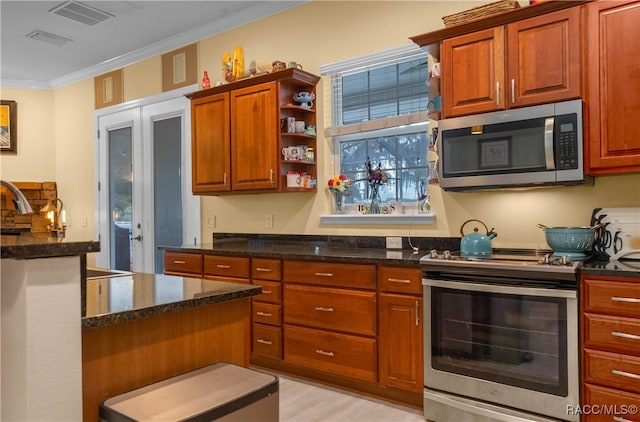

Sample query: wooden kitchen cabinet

[442,6,581,117]
[282,260,378,383]
[581,274,640,421]
[251,258,283,360]
[187,68,320,195]
[583,0,640,175]
[378,266,423,393]
[163,251,203,276]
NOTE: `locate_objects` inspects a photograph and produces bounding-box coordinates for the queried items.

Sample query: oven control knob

[541,254,552,265]
[429,249,439,259]
[443,250,452,260]
[560,255,572,266]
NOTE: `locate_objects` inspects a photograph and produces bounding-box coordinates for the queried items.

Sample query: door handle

[132,234,142,241]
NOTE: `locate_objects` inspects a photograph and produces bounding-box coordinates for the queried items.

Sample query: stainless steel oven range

[421,250,580,422]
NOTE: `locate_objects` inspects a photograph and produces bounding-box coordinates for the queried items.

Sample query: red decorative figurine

[202,71,211,89]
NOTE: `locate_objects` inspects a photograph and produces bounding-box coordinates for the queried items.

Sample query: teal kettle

[460,219,497,258]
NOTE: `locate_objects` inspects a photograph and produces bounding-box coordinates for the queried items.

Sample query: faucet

[1,180,34,214]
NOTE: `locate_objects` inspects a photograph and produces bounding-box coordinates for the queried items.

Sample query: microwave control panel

[555,113,579,170]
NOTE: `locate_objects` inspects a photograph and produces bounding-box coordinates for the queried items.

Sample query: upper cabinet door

[191,92,231,193]
[231,82,279,191]
[507,7,581,108]
[442,27,506,117]
[584,0,640,175]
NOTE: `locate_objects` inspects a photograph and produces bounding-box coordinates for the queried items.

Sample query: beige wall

[1,1,639,252]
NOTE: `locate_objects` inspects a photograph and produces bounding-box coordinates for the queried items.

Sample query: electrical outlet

[265,214,274,229]
[207,215,216,228]
[386,236,402,249]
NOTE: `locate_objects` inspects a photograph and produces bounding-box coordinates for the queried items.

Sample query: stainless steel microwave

[436,99,590,191]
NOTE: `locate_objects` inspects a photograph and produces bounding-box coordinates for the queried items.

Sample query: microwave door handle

[544,117,555,170]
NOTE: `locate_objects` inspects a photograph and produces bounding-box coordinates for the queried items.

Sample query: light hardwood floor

[277,374,425,422]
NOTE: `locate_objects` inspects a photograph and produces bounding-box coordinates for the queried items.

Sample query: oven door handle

[422,278,577,299]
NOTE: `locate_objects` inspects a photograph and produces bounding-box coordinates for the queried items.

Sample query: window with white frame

[321,45,431,211]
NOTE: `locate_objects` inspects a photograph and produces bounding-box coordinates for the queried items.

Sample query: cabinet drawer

[284,284,376,336]
[283,260,375,289]
[251,258,281,281]
[378,266,422,294]
[253,302,282,326]
[284,325,377,383]
[584,349,640,394]
[253,280,282,304]
[164,252,202,275]
[204,255,250,278]
[583,277,640,318]
[252,324,282,360]
[583,383,640,422]
[584,313,640,356]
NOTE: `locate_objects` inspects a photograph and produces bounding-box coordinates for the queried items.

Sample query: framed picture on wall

[1,100,17,154]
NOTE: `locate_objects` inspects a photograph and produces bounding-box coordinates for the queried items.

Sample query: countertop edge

[1,237,100,259]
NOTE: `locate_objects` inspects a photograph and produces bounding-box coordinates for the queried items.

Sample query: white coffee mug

[287,173,302,187]
[431,62,441,77]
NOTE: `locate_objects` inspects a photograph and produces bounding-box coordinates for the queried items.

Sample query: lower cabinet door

[379,293,423,392]
[583,348,640,393]
[252,323,283,360]
[284,325,377,383]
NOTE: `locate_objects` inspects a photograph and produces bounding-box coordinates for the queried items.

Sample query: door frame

[94,85,200,271]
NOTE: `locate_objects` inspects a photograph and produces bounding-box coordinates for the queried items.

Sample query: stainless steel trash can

[99,363,279,421]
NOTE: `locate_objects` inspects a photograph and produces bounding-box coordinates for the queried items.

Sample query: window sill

[319,213,435,225]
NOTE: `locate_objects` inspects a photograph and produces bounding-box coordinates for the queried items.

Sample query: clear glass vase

[369,185,381,214]
[332,190,346,214]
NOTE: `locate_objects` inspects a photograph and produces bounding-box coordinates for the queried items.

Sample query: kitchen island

[82,272,260,422]
[1,235,99,422]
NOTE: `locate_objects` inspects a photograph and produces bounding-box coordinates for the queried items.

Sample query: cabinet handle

[388,277,411,284]
[173,260,186,264]
[262,290,272,294]
[612,331,640,341]
[611,296,640,303]
[415,300,420,326]
[613,417,633,422]
[257,338,273,345]
[216,264,231,269]
[223,172,227,185]
[256,267,272,272]
[314,272,334,277]
[315,349,335,357]
[511,79,515,104]
[611,369,640,380]
[495,82,500,106]
[314,306,334,312]
[270,169,274,184]
[256,311,272,317]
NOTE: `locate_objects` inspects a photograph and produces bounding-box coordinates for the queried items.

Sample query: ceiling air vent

[49,1,114,26]
[26,30,72,47]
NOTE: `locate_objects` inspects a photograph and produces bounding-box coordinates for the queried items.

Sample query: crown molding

[1,1,306,90]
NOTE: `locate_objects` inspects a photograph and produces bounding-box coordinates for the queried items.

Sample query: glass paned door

[96,94,199,273]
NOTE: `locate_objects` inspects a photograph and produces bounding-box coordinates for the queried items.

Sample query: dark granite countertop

[1,235,100,259]
[161,235,461,267]
[580,258,640,278]
[82,272,260,329]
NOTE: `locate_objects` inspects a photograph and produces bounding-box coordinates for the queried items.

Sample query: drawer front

[164,252,202,275]
[583,277,640,318]
[378,266,422,294]
[283,261,375,289]
[251,258,281,281]
[252,324,282,360]
[583,383,640,422]
[253,280,282,304]
[204,255,250,278]
[584,313,640,356]
[284,325,377,383]
[584,349,640,394]
[252,302,282,326]
[284,284,376,336]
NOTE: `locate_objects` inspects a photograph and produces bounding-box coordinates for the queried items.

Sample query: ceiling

[0,1,304,89]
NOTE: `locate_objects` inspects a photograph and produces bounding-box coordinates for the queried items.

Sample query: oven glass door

[431,284,568,396]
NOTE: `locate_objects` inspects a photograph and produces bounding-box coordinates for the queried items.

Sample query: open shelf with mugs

[278,73,319,192]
